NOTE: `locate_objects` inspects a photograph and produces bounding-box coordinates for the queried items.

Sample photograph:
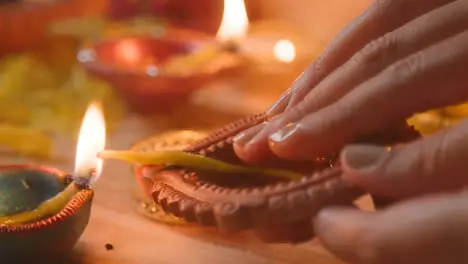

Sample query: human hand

[312,118,468,264]
[231,1,468,261]
[233,0,468,163]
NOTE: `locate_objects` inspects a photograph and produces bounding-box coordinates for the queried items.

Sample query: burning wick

[66,168,97,189]
[0,102,106,226]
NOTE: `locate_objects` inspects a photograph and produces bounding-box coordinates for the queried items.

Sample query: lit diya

[0,101,106,260]
[99,113,421,243]
[188,0,322,115]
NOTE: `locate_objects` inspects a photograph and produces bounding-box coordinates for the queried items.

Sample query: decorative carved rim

[136,114,420,242]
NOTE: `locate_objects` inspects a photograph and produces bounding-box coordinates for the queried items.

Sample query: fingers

[265,72,306,116]
[232,123,276,163]
[298,0,468,122]
[269,29,468,160]
[264,87,293,117]
[236,0,456,163]
[340,119,468,198]
[314,192,468,264]
[267,0,456,115]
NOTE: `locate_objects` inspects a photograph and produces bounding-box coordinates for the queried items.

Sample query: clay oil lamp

[79,3,247,114]
[98,113,421,243]
[190,1,321,115]
[0,101,106,260]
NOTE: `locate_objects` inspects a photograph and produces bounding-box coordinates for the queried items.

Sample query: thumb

[340,119,468,198]
[314,192,468,264]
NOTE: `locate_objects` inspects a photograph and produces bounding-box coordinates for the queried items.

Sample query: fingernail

[265,89,291,116]
[342,144,389,173]
[269,123,300,143]
[233,124,265,148]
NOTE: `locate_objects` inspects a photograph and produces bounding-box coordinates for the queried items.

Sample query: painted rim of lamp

[0,164,94,233]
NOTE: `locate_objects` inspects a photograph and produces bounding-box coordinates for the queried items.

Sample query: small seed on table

[105,243,114,250]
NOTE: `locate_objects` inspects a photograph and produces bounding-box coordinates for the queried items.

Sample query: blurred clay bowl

[79,27,244,114]
[0,0,106,54]
[236,20,323,96]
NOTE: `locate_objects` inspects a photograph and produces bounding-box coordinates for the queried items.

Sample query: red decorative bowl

[79,27,242,113]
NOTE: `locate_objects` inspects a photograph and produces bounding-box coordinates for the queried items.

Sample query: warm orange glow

[115,39,142,65]
[216,0,249,43]
[74,101,106,186]
[274,40,296,63]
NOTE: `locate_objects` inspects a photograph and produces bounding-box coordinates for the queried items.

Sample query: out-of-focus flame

[115,39,142,65]
[216,0,249,43]
[74,101,106,186]
[274,39,296,63]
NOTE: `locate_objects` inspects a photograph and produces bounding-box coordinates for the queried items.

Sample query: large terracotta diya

[0,164,93,261]
[132,113,420,243]
[79,27,243,113]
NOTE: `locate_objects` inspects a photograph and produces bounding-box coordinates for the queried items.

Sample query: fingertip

[341,144,389,173]
[233,124,275,164]
[340,144,417,198]
[232,125,263,148]
[339,144,391,190]
[235,116,298,162]
[314,207,364,238]
[268,123,326,160]
[233,139,271,164]
[268,123,306,160]
[314,207,373,263]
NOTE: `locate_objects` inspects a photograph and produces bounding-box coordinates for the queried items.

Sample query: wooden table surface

[1,105,373,264]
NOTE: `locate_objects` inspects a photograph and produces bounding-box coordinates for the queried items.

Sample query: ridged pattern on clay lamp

[136,114,420,243]
[0,165,93,261]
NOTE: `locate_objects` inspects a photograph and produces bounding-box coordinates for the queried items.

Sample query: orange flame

[74,101,106,186]
[216,0,249,43]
